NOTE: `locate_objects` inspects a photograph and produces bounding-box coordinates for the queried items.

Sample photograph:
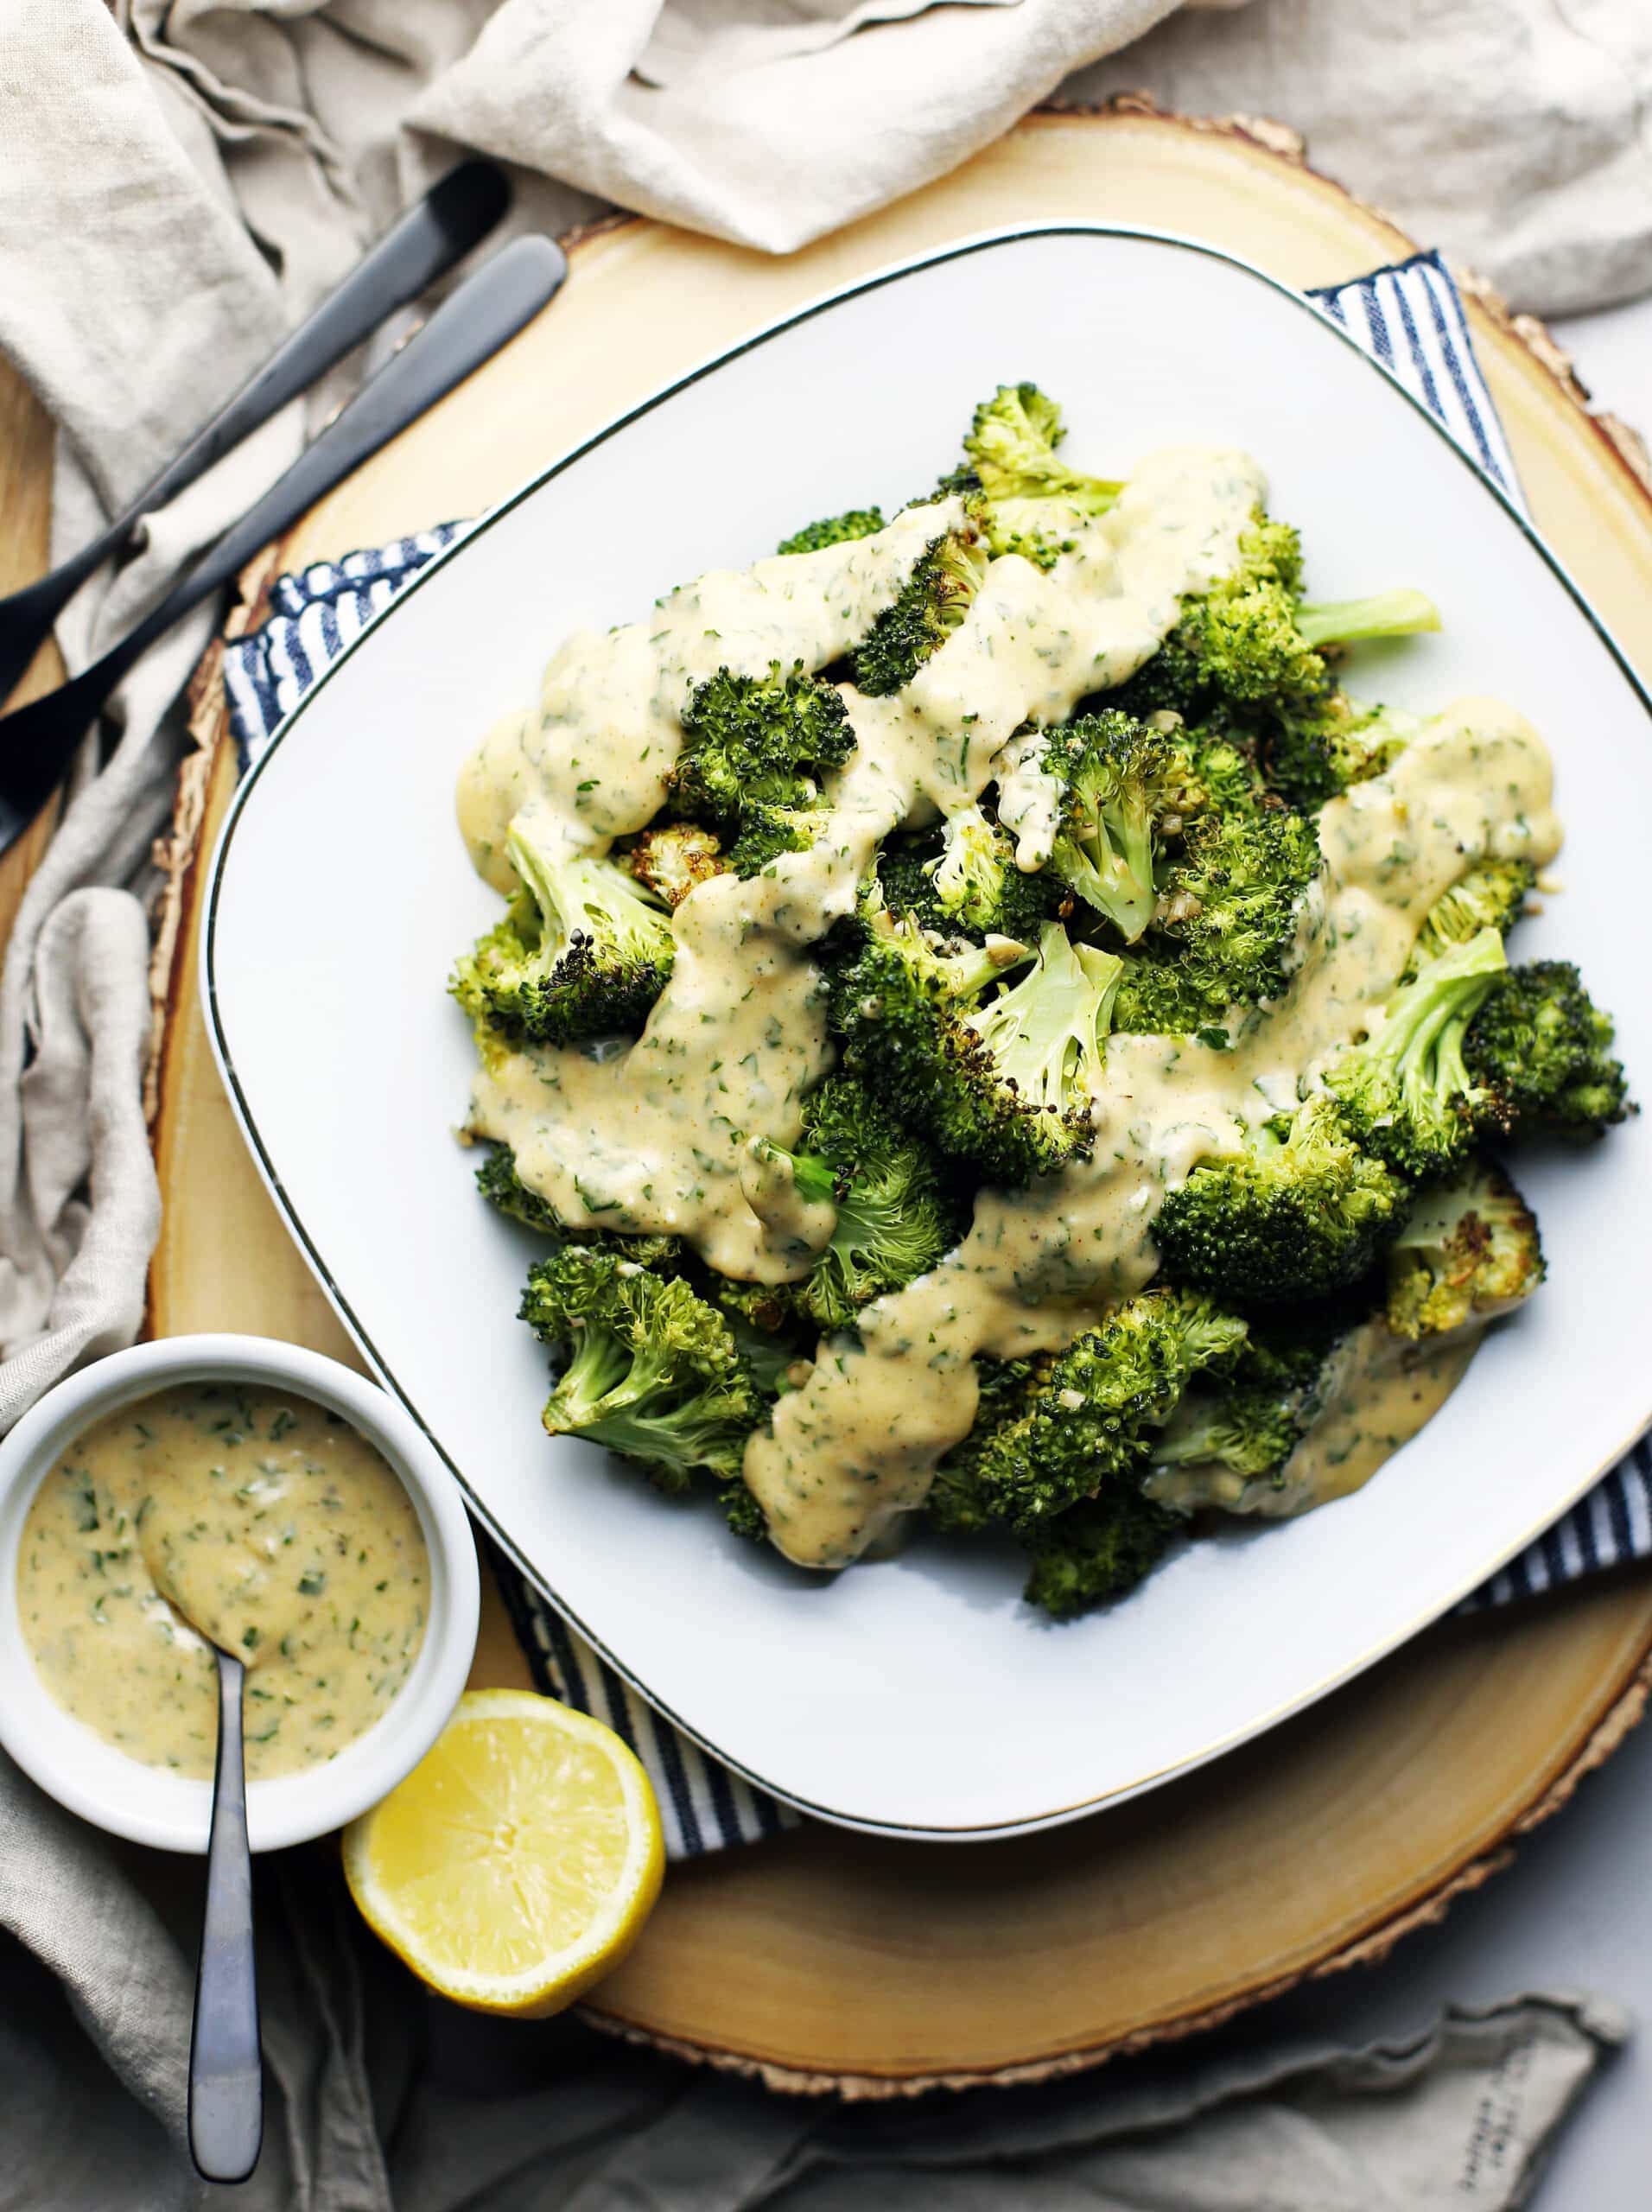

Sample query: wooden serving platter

[143,103,1652,2093]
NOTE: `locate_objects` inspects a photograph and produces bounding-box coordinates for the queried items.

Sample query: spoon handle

[188,1648,262,2184]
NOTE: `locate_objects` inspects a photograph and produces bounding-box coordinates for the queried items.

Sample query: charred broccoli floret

[831,907,1116,1181]
[1020,1491,1185,1619]
[1465,962,1631,1139]
[965,1288,1249,1535]
[1144,1306,1356,1503]
[777,507,886,556]
[1148,802,1323,1021]
[1385,1159,1544,1341]
[876,818,1062,944]
[1153,1095,1408,1304]
[740,1077,963,1332]
[1042,709,1172,943]
[1324,927,1509,1179]
[670,660,855,830]
[1407,859,1534,973]
[520,1247,772,1493]
[451,824,675,1046]
[851,522,988,696]
[960,382,1122,568]
[1263,694,1420,812]
[620,822,728,908]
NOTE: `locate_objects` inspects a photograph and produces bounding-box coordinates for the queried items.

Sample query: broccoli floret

[1147,1382,1304,1491]
[1113,518,1318,726]
[1020,1491,1184,1619]
[967,1288,1249,1535]
[742,1076,964,1331]
[670,661,855,830]
[474,1144,684,1267]
[1112,952,1229,1044]
[1465,962,1632,1139]
[1153,1095,1408,1304]
[620,822,727,908]
[1155,719,1269,823]
[1263,694,1419,812]
[927,1357,1041,1536]
[1407,859,1534,973]
[961,919,1119,1128]
[1324,927,1509,1179]
[1041,710,1172,944]
[851,524,988,696]
[877,822,1062,944]
[1385,1159,1545,1341]
[451,825,675,1046]
[1295,589,1441,648]
[831,905,1104,1182]
[520,1247,770,1491]
[777,507,886,556]
[960,383,1122,567]
[721,1479,768,1540]
[1142,1302,1369,1510]
[1148,803,1323,1021]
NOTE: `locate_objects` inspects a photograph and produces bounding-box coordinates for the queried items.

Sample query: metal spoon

[189,1642,262,2185]
[0,158,510,709]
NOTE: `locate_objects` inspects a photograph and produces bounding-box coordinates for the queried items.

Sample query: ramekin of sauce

[0,1337,479,1853]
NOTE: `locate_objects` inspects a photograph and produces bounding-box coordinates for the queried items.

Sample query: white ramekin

[0,1334,480,1853]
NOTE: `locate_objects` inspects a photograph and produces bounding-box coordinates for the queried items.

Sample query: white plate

[204,226,1652,1839]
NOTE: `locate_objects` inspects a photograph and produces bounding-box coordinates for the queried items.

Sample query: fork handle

[86,235,568,707]
[46,162,511,616]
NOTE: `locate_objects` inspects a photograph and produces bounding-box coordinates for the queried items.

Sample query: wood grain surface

[129,104,1652,2090]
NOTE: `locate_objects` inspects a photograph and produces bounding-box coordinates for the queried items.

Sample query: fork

[0,235,568,857]
[0,159,509,710]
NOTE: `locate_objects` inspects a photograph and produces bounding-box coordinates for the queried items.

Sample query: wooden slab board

[147,103,1652,2093]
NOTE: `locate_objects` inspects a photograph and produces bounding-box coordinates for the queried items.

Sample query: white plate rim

[200,222,1652,1838]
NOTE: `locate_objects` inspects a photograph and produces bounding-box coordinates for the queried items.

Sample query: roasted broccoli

[1385,1159,1545,1341]
[620,821,728,908]
[777,507,886,556]
[1263,694,1420,812]
[1465,962,1632,1139]
[451,824,675,1046]
[1408,859,1533,972]
[876,818,1062,944]
[1324,927,1509,1178]
[832,910,1121,1181]
[738,1076,963,1331]
[1144,1306,1357,1503]
[1020,1491,1185,1619]
[1153,1096,1408,1304]
[959,382,1122,568]
[670,660,855,830]
[1146,802,1324,1023]
[851,522,988,696]
[1041,709,1172,943]
[454,378,1625,1611]
[520,1246,772,1497]
[960,1289,1249,1535]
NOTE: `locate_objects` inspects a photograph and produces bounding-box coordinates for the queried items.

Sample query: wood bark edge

[142,98,1652,2087]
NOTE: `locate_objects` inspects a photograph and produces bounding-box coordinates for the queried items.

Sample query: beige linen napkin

[0,1738,1626,2212]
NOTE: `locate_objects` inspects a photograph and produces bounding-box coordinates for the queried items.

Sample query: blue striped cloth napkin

[222,250,1652,1854]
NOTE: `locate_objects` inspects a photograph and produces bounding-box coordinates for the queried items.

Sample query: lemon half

[342,1688,664,2016]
